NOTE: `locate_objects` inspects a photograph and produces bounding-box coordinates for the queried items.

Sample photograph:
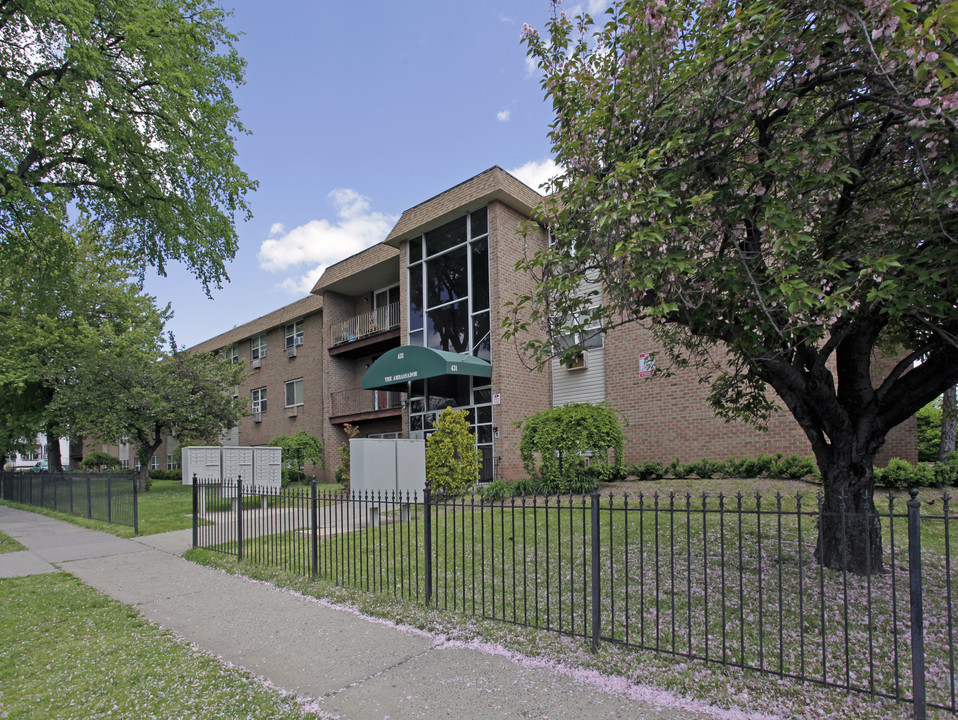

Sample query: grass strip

[0,530,25,554]
[0,572,324,719]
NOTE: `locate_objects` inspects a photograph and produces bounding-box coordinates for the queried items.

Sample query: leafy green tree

[518,403,624,487]
[0,0,255,290]
[62,341,246,491]
[425,408,480,495]
[513,1,958,573]
[0,221,169,470]
[269,431,325,484]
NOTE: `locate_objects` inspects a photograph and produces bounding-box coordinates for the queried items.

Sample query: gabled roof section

[310,243,399,296]
[188,294,323,354]
[384,166,544,246]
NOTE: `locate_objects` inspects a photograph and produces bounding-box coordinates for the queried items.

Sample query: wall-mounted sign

[492,393,501,405]
[639,352,655,378]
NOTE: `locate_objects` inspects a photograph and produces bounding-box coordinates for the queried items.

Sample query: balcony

[329,388,404,423]
[330,302,400,355]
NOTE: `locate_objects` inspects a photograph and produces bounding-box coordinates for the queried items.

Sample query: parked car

[30,461,48,472]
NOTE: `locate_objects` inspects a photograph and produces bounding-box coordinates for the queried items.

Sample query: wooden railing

[332,302,400,346]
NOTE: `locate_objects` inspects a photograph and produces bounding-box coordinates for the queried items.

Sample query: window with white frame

[285,378,304,407]
[251,333,267,359]
[229,344,239,364]
[285,321,304,349]
[121,459,129,470]
[251,387,267,414]
[150,456,160,470]
[167,454,179,470]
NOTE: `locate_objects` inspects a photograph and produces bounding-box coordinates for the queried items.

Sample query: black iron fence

[0,470,138,532]
[192,477,954,719]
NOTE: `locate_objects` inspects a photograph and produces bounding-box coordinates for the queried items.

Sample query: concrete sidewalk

[0,506,746,720]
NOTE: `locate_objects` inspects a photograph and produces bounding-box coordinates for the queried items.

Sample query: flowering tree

[511,0,958,573]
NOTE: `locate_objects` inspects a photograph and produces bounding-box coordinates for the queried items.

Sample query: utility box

[350,439,425,525]
[253,446,283,489]
[350,439,425,496]
[182,446,223,484]
[182,446,283,494]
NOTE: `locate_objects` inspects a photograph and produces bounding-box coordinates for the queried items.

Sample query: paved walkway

[0,506,760,720]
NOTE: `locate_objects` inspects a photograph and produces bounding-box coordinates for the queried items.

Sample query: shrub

[875,458,920,490]
[567,474,597,494]
[686,458,724,479]
[753,454,777,477]
[509,478,537,496]
[281,468,306,486]
[478,480,510,501]
[518,403,625,488]
[628,460,665,481]
[918,401,943,462]
[270,431,324,483]
[774,455,818,480]
[147,469,181,481]
[80,451,121,472]
[723,457,758,478]
[335,423,360,490]
[935,451,958,487]
[426,408,480,495]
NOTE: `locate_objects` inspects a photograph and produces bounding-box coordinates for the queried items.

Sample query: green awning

[362,345,492,390]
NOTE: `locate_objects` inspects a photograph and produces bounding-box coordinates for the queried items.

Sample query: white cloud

[508,158,563,194]
[258,189,398,294]
[497,109,512,122]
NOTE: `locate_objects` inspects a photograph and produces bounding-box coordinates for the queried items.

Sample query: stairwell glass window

[251,387,267,414]
[285,378,304,407]
[406,207,493,480]
[285,321,304,349]
[251,333,267,359]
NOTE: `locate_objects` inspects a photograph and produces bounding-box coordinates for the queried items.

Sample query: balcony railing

[332,302,400,346]
[330,388,404,418]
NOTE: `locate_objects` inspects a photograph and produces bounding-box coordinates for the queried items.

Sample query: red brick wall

[602,322,917,467]
[236,311,327,478]
[488,201,552,480]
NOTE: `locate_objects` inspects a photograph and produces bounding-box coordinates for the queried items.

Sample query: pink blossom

[913,97,932,108]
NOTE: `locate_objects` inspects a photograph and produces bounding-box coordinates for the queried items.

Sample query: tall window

[229,344,238,364]
[285,321,304,349]
[251,387,267,414]
[251,333,267,359]
[285,378,304,407]
[406,207,493,480]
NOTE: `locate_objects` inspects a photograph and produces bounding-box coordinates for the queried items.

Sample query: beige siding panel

[552,348,606,406]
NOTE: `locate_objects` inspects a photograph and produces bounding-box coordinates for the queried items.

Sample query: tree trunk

[815,449,883,575]
[136,427,163,493]
[45,428,63,472]
[938,385,957,463]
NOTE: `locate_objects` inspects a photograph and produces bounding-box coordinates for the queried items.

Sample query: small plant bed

[0,573,322,719]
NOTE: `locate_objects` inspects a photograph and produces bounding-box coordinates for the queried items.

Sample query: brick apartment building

[125,166,916,481]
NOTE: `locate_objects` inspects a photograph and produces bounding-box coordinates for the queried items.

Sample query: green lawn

[201,479,958,715]
[0,530,25,554]
[0,572,321,719]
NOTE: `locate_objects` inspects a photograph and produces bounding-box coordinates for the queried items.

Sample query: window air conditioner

[252,412,262,423]
[286,345,298,358]
[251,358,262,369]
[286,406,299,418]
[293,336,304,346]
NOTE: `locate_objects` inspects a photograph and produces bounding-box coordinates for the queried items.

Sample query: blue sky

[144,0,598,348]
